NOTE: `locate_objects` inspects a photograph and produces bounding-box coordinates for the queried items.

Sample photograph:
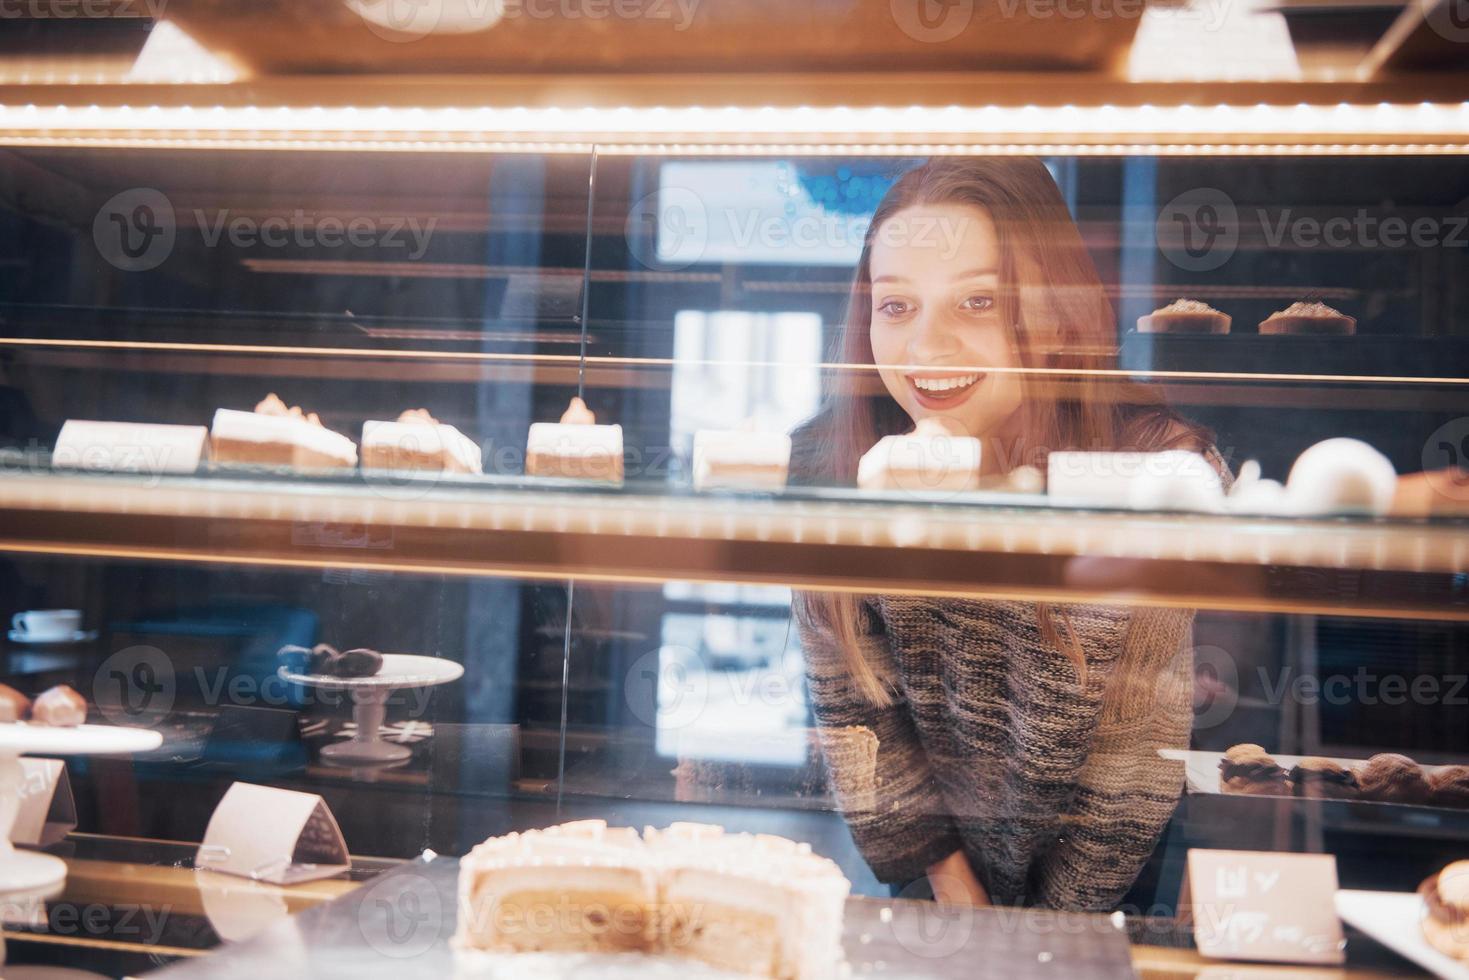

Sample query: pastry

[335,648,384,678]
[31,685,86,727]
[1218,744,1290,796]
[279,644,383,678]
[691,430,791,491]
[1356,753,1432,805]
[857,417,981,493]
[1430,766,1469,809]
[1137,298,1231,334]
[1419,861,1469,962]
[1258,300,1356,335]
[455,820,849,979]
[211,394,358,470]
[52,420,210,474]
[1285,438,1397,516]
[525,397,624,483]
[1289,757,1360,800]
[0,684,32,723]
[361,409,482,474]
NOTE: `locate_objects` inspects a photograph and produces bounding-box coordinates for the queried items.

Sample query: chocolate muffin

[0,683,31,723]
[1430,766,1469,810]
[1420,861,1469,962]
[1290,757,1360,800]
[1356,753,1432,805]
[1220,744,1290,796]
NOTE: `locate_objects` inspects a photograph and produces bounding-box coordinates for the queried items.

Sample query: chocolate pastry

[0,683,32,723]
[1356,753,1432,805]
[334,648,384,679]
[31,685,86,727]
[1289,757,1360,800]
[1420,861,1469,962]
[1430,766,1469,810]
[278,644,338,675]
[1219,744,1290,795]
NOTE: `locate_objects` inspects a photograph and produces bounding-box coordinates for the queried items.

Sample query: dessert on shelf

[1430,766,1469,809]
[210,394,358,470]
[525,397,624,483]
[691,429,792,491]
[51,420,210,474]
[277,644,383,679]
[30,685,87,727]
[1356,753,1433,805]
[361,408,482,474]
[1136,298,1231,334]
[455,819,849,979]
[1048,449,1223,510]
[856,416,981,493]
[1218,744,1290,795]
[1285,437,1397,516]
[1258,300,1357,335]
[0,684,31,723]
[1419,861,1469,962]
[1289,758,1360,800]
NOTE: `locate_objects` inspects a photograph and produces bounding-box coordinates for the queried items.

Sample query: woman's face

[868,203,1023,440]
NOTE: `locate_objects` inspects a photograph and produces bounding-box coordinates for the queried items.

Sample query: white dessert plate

[279,653,463,690]
[7,630,97,645]
[0,723,162,756]
[1335,889,1469,980]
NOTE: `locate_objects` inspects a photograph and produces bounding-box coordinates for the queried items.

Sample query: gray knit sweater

[796,596,1194,912]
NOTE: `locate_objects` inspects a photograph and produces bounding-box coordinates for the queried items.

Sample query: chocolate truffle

[1430,766,1469,810]
[0,684,31,723]
[1219,744,1290,796]
[31,685,86,727]
[1290,757,1360,800]
[1420,861,1469,962]
[1356,753,1431,805]
[334,648,384,679]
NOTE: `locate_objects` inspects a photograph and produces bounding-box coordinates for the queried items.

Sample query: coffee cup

[11,609,82,640]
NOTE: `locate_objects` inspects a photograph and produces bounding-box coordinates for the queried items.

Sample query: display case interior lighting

[2,103,1468,153]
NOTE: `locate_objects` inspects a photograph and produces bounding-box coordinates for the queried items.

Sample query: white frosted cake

[361,409,482,474]
[692,430,792,491]
[210,394,357,470]
[857,417,981,494]
[526,397,624,483]
[455,820,850,979]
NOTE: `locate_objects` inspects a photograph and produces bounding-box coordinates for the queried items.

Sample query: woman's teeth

[911,374,980,393]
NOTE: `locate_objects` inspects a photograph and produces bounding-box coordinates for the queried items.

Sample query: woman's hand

[926,849,990,906]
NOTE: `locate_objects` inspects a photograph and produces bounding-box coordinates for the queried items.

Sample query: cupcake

[1356,753,1432,804]
[1137,298,1231,334]
[1420,861,1469,962]
[1430,766,1469,810]
[1219,743,1291,796]
[1258,301,1356,335]
[1290,757,1360,800]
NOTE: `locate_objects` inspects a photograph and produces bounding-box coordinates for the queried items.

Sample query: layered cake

[455,820,849,979]
[692,430,792,491]
[52,420,210,474]
[1136,298,1231,334]
[361,409,482,474]
[857,417,981,493]
[525,397,624,483]
[1419,861,1469,961]
[1218,744,1290,796]
[211,394,357,470]
[1258,301,1356,335]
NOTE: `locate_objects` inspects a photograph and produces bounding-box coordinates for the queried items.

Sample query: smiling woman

[791,157,1227,912]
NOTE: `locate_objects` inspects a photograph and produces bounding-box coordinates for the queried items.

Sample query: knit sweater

[795,596,1195,911]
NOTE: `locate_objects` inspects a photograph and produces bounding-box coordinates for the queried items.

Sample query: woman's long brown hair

[792,157,1212,705]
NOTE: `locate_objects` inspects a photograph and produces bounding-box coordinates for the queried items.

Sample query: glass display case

[0,57,1467,978]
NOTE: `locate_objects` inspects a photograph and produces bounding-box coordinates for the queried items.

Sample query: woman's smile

[906,371,987,410]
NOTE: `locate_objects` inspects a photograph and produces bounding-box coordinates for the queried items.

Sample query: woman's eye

[961,295,995,313]
[876,299,912,317]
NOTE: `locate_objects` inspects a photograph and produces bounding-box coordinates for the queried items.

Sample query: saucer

[7,630,97,646]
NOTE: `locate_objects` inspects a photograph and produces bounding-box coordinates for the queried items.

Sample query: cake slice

[361,409,482,474]
[857,417,981,494]
[692,430,791,491]
[525,397,624,483]
[211,394,357,470]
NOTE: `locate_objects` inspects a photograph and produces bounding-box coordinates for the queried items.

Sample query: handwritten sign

[1180,849,1346,964]
[196,782,349,885]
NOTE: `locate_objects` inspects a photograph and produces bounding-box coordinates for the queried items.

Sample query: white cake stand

[278,654,463,765]
[0,724,162,893]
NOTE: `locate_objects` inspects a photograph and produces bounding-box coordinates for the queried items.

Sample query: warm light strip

[4,336,1467,386]
[2,103,1468,151]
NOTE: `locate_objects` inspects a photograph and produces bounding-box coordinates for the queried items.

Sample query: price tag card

[53,420,209,475]
[196,782,350,885]
[1181,848,1346,965]
[10,758,77,847]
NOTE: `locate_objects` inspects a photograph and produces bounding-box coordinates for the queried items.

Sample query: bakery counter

[0,467,1465,621]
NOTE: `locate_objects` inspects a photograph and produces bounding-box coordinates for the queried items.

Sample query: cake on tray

[526,397,624,483]
[210,394,357,470]
[361,409,482,474]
